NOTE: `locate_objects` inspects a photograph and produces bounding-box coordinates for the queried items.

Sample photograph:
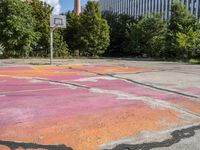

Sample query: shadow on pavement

[0,140,73,150]
[108,125,200,150]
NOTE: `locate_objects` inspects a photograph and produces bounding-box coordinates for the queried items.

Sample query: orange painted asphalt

[0,64,199,150]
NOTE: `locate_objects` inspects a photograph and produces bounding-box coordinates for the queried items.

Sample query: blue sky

[60,0,88,13]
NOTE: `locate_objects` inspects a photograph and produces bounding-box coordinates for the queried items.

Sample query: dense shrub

[165,1,197,59]
[125,14,167,58]
[177,24,200,59]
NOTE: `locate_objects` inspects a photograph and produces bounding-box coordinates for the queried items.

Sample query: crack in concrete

[105,124,200,150]
[33,78,200,118]
[0,140,73,150]
[1,66,200,150]
[67,66,200,99]
[34,78,90,89]
[1,74,200,118]
[110,69,174,75]
[114,76,200,99]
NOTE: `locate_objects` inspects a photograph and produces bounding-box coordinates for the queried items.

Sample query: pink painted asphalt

[0,64,200,150]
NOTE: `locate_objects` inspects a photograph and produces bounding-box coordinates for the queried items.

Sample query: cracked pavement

[0,59,200,150]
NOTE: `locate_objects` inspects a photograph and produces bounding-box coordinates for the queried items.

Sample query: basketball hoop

[50,15,66,65]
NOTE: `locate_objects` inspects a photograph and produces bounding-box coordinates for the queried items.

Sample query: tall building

[98,0,200,21]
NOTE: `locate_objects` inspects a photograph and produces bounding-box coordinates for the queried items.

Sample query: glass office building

[98,0,200,21]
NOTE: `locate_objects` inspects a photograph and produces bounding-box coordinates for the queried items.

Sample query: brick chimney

[74,0,81,15]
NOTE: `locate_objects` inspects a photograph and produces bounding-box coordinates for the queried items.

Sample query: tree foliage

[177,24,200,59]
[0,0,199,60]
[169,1,196,33]
[64,1,110,56]
[165,1,197,58]
[29,0,69,57]
[53,29,70,58]
[80,1,110,56]
[102,1,199,60]
[102,11,135,56]
[29,0,52,56]
[0,0,69,58]
[125,14,167,57]
[0,0,36,57]
[64,11,82,55]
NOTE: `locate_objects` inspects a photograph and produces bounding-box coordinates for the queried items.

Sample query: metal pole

[50,28,53,65]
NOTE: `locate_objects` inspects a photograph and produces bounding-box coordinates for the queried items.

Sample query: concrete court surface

[0,59,200,150]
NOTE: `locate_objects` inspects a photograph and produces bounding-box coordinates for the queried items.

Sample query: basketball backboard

[50,15,66,28]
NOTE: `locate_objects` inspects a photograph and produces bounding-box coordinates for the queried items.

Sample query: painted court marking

[0,64,200,150]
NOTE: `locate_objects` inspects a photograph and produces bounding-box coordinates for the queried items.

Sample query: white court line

[0,75,78,94]
[0,87,68,94]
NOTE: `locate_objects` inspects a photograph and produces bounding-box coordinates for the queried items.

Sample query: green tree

[125,14,167,57]
[53,29,70,58]
[0,0,36,57]
[169,1,196,33]
[102,11,135,56]
[80,1,110,56]
[29,0,52,57]
[29,0,69,57]
[124,22,144,56]
[165,1,197,58]
[177,24,200,59]
[64,11,82,55]
[143,15,167,57]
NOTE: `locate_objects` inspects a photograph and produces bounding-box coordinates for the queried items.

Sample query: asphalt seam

[33,78,200,118]
[110,69,175,75]
[114,76,200,99]
[1,73,200,117]
[66,67,200,99]
[34,78,91,89]
[0,140,73,150]
[1,66,200,150]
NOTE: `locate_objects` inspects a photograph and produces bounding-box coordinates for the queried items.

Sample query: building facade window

[98,0,200,21]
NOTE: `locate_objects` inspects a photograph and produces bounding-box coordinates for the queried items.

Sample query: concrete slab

[0,59,199,150]
[115,71,200,98]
